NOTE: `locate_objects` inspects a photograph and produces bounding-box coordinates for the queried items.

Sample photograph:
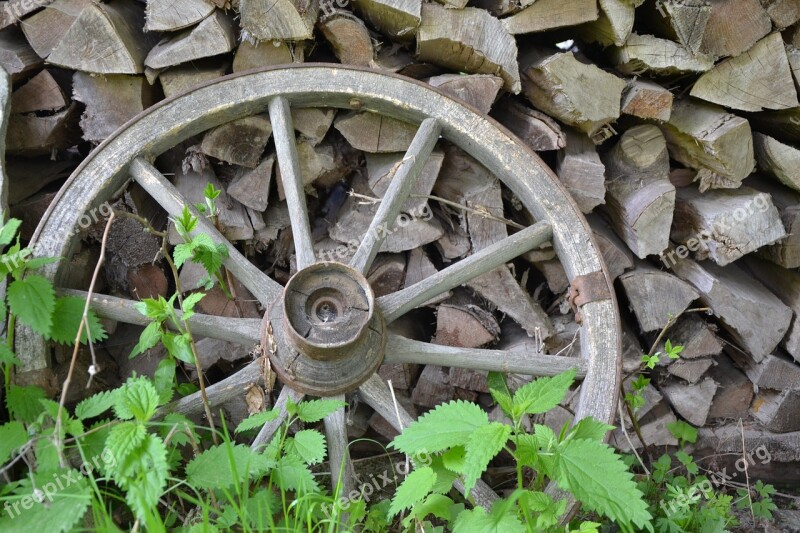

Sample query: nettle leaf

[295,399,347,423]
[285,429,326,465]
[0,421,28,464]
[236,408,280,433]
[6,385,47,423]
[487,372,514,417]
[105,421,147,476]
[512,369,575,418]
[553,438,652,531]
[389,466,437,517]
[0,469,91,533]
[186,444,273,490]
[391,401,489,455]
[75,389,117,420]
[452,504,526,533]
[8,275,56,335]
[153,357,176,405]
[567,417,614,442]
[404,493,455,527]
[130,321,162,359]
[114,377,159,422]
[442,446,467,473]
[273,455,320,494]
[0,343,21,367]
[48,297,107,345]
[462,422,511,493]
[118,434,169,521]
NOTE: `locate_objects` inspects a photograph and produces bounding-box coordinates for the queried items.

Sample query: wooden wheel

[17,65,621,509]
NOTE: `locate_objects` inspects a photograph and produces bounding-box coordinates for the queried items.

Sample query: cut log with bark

[145,0,215,32]
[159,60,228,98]
[748,179,800,269]
[726,349,800,390]
[671,258,792,362]
[6,104,79,156]
[227,156,274,212]
[200,115,272,168]
[707,353,753,420]
[72,73,157,142]
[10,70,67,114]
[661,377,717,427]
[47,0,156,74]
[763,0,800,28]
[366,149,442,215]
[351,0,421,41]
[620,79,673,122]
[520,49,625,143]
[19,0,90,59]
[555,127,606,214]
[690,33,798,112]
[145,10,236,70]
[612,33,714,76]
[577,0,638,47]
[492,97,565,151]
[425,74,503,114]
[232,40,297,72]
[321,13,375,68]
[417,3,520,93]
[0,27,43,82]
[658,98,755,190]
[700,0,772,58]
[503,0,598,35]
[602,125,675,258]
[240,0,318,41]
[670,185,785,266]
[433,297,501,348]
[587,213,633,281]
[753,133,800,192]
[334,111,417,153]
[618,265,698,332]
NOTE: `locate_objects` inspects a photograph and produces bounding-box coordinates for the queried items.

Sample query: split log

[351,0,421,41]
[618,266,698,332]
[520,49,625,143]
[291,108,335,145]
[753,133,800,192]
[19,0,89,59]
[411,365,454,408]
[555,127,606,214]
[748,179,800,268]
[367,253,407,297]
[612,33,714,76]
[433,296,501,348]
[145,10,236,70]
[227,156,274,212]
[425,74,503,114]
[612,403,678,450]
[491,97,565,151]
[127,263,169,301]
[404,247,450,306]
[622,382,663,422]
[6,104,79,156]
[435,218,471,260]
[319,12,374,67]
[752,389,800,433]
[620,79,673,122]
[240,0,318,41]
[450,367,489,394]
[334,111,417,153]
[587,214,633,281]
[726,349,800,390]
[602,125,675,258]
[696,424,800,464]
[145,0,215,31]
[366,148,442,215]
[72,73,157,142]
[378,363,416,390]
[654,314,722,361]
[0,27,43,82]
[666,358,714,384]
[690,33,798,111]
[277,139,354,197]
[417,3,520,93]
[671,258,792,362]
[764,0,800,28]
[369,390,416,439]
[637,0,711,53]
[532,258,568,294]
[661,377,717,427]
[0,0,48,30]
[669,185,785,266]
[232,40,297,72]
[200,115,272,168]
[577,0,637,47]
[159,60,227,98]
[47,0,156,74]
[658,98,755,190]
[700,0,771,58]
[6,157,75,205]
[742,255,800,362]
[502,0,598,35]
[707,353,753,420]
[10,70,67,114]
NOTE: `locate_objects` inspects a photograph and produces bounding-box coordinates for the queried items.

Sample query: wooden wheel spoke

[323,396,356,495]
[358,374,498,508]
[377,220,553,323]
[251,386,305,450]
[63,289,261,345]
[383,333,587,377]
[269,96,315,270]
[350,118,442,274]
[129,157,283,306]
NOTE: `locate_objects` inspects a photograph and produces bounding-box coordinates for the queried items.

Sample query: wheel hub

[263,262,386,396]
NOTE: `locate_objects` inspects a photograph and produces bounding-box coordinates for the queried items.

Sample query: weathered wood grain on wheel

[0,66,9,216]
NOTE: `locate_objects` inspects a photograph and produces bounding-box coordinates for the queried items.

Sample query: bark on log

[319,12,375,67]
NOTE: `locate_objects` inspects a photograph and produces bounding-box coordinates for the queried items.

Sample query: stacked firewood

[4,0,800,473]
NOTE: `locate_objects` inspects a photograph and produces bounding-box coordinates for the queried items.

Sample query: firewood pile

[4,0,800,474]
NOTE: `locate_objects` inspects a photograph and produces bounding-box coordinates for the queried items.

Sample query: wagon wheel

[18,65,621,511]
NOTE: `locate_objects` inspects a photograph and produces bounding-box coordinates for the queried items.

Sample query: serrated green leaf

[181,291,205,316]
[428,455,458,494]
[186,444,273,489]
[130,321,162,359]
[512,369,575,418]
[0,218,21,248]
[118,434,169,521]
[0,421,28,464]
[173,242,194,269]
[553,438,652,530]
[0,469,91,533]
[162,332,195,364]
[135,296,171,323]
[25,256,61,270]
[8,276,56,335]
[452,505,525,533]
[235,408,280,433]
[567,417,614,442]
[667,420,697,444]
[391,401,489,455]
[487,372,514,418]
[295,399,347,423]
[114,377,159,422]
[389,466,437,517]
[404,493,455,527]
[48,297,107,345]
[105,422,147,475]
[273,455,319,493]
[75,389,117,420]
[0,343,20,367]
[442,446,467,473]
[462,422,510,493]
[6,385,47,423]
[285,429,326,465]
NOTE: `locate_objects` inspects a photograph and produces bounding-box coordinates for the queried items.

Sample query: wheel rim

[19,64,622,508]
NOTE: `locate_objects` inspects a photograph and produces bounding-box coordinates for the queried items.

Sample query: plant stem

[4,312,15,389]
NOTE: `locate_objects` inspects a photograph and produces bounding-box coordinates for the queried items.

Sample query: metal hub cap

[263,262,386,396]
